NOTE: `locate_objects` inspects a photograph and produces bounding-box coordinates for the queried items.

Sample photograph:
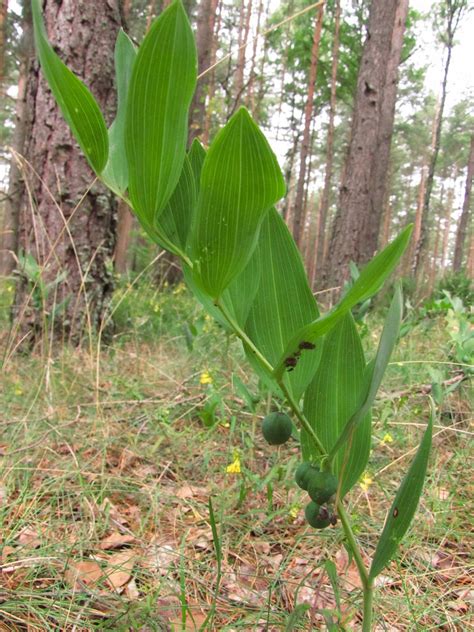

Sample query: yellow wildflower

[200,371,213,385]
[288,505,299,520]
[14,387,23,396]
[226,452,241,474]
[381,433,393,445]
[359,472,373,492]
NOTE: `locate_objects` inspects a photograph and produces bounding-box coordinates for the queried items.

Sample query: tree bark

[413,0,466,275]
[322,0,407,290]
[315,0,340,279]
[453,134,474,271]
[0,0,7,89]
[188,0,219,144]
[13,0,121,345]
[441,180,455,269]
[291,2,324,249]
[0,1,32,277]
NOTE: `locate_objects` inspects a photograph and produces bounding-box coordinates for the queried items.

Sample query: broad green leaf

[153,155,197,257]
[31,0,108,174]
[369,413,433,579]
[188,138,206,191]
[245,208,319,400]
[102,29,136,194]
[125,0,197,224]
[328,284,403,460]
[273,225,413,379]
[302,313,371,494]
[183,244,261,333]
[190,107,285,298]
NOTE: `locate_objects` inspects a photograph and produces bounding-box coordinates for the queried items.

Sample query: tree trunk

[322,0,407,290]
[188,0,219,144]
[13,0,120,345]
[0,1,32,277]
[315,0,340,279]
[0,0,7,88]
[453,134,474,271]
[413,0,466,275]
[202,0,222,145]
[231,0,252,113]
[292,2,324,249]
[441,180,455,269]
[246,0,264,114]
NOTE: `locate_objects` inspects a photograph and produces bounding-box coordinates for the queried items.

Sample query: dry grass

[0,282,473,631]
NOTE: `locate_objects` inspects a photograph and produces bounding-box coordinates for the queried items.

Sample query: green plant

[31,1,434,628]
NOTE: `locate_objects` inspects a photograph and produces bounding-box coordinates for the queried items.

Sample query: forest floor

[0,280,472,631]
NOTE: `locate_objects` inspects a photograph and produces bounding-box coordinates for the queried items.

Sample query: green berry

[305,501,331,529]
[261,412,293,445]
[295,462,316,490]
[307,471,338,504]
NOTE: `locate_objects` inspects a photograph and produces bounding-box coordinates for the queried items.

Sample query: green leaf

[273,225,413,379]
[245,208,319,400]
[183,244,261,333]
[153,155,197,257]
[328,284,403,461]
[302,313,371,494]
[102,29,136,194]
[188,138,206,191]
[369,412,433,579]
[125,0,197,224]
[31,0,108,174]
[190,107,285,298]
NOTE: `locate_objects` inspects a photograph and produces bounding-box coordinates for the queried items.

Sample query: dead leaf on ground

[100,532,136,550]
[175,484,209,500]
[142,541,177,575]
[335,547,364,591]
[104,551,136,591]
[17,526,41,548]
[64,560,103,590]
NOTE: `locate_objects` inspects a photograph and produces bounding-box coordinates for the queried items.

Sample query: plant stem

[338,501,374,631]
[362,577,374,632]
[215,300,325,457]
[215,299,374,629]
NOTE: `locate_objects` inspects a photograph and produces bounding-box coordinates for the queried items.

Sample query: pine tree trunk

[0,1,32,277]
[232,0,252,113]
[0,0,7,88]
[413,1,466,275]
[315,0,340,279]
[441,181,455,269]
[292,3,324,249]
[322,0,407,291]
[453,134,474,271]
[12,0,121,345]
[188,0,219,144]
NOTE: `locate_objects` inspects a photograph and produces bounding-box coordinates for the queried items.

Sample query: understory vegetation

[0,278,471,630]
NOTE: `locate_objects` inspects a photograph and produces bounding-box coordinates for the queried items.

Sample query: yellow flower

[381,433,393,445]
[359,472,373,492]
[200,371,213,385]
[14,387,23,396]
[288,505,299,520]
[226,452,241,474]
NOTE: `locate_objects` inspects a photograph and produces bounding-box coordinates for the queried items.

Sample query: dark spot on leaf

[284,356,298,369]
[298,341,316,350]
[393,507,399,518]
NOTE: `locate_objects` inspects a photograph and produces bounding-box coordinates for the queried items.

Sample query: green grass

[0,282,472,630]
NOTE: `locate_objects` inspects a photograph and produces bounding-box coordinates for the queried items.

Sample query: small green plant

[31,1,434,628]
